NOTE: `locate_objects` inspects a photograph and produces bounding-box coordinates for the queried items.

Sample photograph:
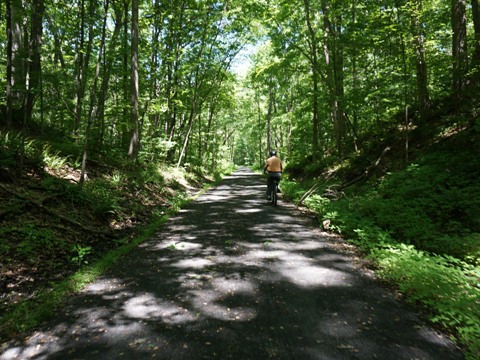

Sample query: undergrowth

[284,128,480,358]
[0,130,231,342]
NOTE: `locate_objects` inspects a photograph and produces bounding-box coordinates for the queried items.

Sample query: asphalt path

[0,167,463,359]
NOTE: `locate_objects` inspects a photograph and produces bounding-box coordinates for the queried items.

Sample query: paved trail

[1,167,463,359]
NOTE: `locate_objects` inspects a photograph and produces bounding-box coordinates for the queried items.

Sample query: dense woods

[1,0,479,357]
[1,0,479,166]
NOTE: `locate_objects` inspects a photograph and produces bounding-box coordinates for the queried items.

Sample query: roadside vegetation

[280,119,480,358]
[0,130,233,342]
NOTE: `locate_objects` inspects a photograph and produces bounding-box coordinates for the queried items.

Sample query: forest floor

[0,167,463,359]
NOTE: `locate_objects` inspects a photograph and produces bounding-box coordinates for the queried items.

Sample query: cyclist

[263,150,282,201]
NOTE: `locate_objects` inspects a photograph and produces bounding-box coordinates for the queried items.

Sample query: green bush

[319,149,480,259]
[278,179,306,202]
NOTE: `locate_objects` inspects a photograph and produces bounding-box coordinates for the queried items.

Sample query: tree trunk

[351,0,359,152]
[304,0,321,160]
[411,0,430,122]
[321,0,338,156]
[74,0,86,134]
[333,14,346,159]
[24,0,45,127]
[5,0,13,128]
[121,0,129,147]
[165,3,187,162]
[128,0,140,160]
[267,85,273,152]
[9,0,25,126]
[204,99,216,165]
[74,0,95,136]
[470,0,480,82]
[80,0,109,186]
[452,0,468,103]
[96,0,123,147]
[177,109,195,169]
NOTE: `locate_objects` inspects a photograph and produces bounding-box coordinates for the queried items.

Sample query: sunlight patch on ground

[189,287,257,322]
[244,245,352,288]
[235,208,262,214]
[267,239,327,251]
[123,293,196,324]
[209,276,258,295]
[0,332,63,360]
[248,248,289,260]
[275,263,349,288]
[83,278,127,294]
[173,257,214,269]
[102,321,144,340]
[198,193,233,202]
[273,253,352,288]
[150,241,202,251]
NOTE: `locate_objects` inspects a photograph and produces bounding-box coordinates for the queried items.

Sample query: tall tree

[128,0,140,160]
[303,0,321,159]
[5,0,13,128]
[73,0,96,135]
[410,0,430,121]
[470,0,480,82]
[452,0,468,103]
[7,0,26,127]
[24,0,45,127]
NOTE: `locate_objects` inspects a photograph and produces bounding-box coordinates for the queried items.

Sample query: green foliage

[371,244,480,358]
[295,129,480,357]
[167,193,189,212]
[71,244,92,267]
[138,136,176,164]
[0,132,41,170]
[83,180,122,217]
[304,194,331,214]
[0,168,189,340]
[0,132,19,169]
[0,224,70,266]
[319,148,480,260]
[41,145,69,169]
[276,179,305,202]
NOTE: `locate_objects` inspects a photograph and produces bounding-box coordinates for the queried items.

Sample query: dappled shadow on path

[1,167,462,359]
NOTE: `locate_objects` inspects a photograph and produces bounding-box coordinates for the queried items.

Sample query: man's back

[266,156,282,172]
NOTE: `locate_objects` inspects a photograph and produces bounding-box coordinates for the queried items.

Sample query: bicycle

[269,178,280,206]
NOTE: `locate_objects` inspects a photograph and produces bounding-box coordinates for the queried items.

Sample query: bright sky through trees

[231,43,258,77]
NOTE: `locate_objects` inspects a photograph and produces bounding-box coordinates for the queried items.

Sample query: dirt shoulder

[0,167,463,359]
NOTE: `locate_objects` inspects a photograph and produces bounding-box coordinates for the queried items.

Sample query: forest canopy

[1,0,478,171]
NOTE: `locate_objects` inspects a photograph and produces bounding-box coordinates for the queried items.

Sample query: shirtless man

[263,150,282,200]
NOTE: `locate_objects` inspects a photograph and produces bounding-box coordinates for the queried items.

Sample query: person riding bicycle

[263,150,282,200]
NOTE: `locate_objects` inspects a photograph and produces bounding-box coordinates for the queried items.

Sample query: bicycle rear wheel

[272,181,278,206]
